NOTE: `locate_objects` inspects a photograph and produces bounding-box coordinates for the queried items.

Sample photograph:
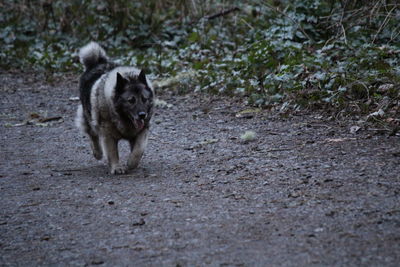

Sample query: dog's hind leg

[89,134,103,160]
[127,129,149,170]
[100,134,126,174]
[76,105,103,160]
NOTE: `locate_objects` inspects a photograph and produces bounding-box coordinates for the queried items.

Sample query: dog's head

[114,70,153,130]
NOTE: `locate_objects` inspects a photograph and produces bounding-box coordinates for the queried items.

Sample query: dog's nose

[138,112,146,120]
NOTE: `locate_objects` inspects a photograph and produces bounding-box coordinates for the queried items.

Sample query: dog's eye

[141,96,147,103]
[128,96,136,104]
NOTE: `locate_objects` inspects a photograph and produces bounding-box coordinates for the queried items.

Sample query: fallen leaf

[377,84,394,93]
[240,131,256,141]
[367,109,385,119]
[154,99,173,108]
[350,126,361,134]
[69,96,80,101]
[236,108,262,118]
[325,138,356,143]
[10,121,29,127]
[30,113,41,119]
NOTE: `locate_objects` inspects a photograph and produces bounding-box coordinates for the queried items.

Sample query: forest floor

[1,71,400,266]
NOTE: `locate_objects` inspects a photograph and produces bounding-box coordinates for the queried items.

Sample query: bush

[1,0,399,118]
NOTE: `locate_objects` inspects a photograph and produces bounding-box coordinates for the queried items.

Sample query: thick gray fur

[76,42,154,174]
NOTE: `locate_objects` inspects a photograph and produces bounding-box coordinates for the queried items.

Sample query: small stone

[91,259,105,265]
[132,218,145,226]
[40,236,51,241]
[314,227,324,233]
[350,126,361,134]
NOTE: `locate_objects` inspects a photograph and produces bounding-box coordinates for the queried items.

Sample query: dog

[75,42,154,174]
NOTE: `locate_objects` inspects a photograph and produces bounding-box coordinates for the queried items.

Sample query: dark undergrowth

[1,0,399,131]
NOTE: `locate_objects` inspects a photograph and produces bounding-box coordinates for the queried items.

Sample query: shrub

[1,0,399,118]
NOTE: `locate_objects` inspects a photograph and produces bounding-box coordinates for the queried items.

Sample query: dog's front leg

[101,135,125,174]
[127,129,149,170]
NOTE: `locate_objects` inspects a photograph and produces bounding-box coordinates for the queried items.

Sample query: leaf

[350,126,361,134]
[154,99,173,109]
[367,109,385,119]
[324,138,356,143]
[236,108,262,118]
[188,31,200,43]
[240,131,257,142]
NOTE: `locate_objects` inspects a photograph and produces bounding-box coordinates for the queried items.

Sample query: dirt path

[1,72,400,266]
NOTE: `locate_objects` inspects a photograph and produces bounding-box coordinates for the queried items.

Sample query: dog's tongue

[135,119,144,130]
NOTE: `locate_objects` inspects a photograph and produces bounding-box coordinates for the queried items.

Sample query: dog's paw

[93,149,103,160]
[127,161,140,170]
[110,165,127,175]
[127,155,142,170]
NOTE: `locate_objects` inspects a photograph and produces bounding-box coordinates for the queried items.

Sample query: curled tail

[79,42,108,70]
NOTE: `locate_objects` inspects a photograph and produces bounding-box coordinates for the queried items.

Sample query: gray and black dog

[75,42,154,174]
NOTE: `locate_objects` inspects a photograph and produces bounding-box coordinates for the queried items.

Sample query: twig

[368,128,391,132]
[38,116,63,123]
[265,147,293,152]
[390,24,400,43]
[240,18,254,30]
[52,168,91,172]
[341,24,348,45]
[372,5,396,44]
[205,7,240,20]
[339,2,348,45]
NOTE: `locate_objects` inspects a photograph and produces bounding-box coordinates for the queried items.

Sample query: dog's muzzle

[133,112,147,130]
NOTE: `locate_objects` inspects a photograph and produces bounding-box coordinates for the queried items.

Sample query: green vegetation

[1,0,399,122]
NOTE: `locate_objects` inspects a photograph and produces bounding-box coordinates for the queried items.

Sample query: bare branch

[205,7,240,21]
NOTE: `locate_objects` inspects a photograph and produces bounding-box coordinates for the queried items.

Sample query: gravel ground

[1,71,400,266]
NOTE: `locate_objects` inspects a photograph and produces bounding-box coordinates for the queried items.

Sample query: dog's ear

[116,72,126,95]
[138,70,148,86]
